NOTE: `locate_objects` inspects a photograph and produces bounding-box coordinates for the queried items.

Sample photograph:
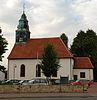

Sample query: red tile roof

[8,37,73,59]
[74,57,93,69]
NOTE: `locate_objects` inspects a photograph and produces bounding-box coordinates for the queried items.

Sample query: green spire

[16,12,30,43]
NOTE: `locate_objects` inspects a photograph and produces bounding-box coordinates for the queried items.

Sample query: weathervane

[23,1,25,13]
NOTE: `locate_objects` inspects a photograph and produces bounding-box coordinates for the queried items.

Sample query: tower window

[20,64,25,77]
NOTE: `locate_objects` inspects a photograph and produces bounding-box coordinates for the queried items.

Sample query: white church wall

[73,69,93,80]
[8,59,43,80]
[8,58,74,80]
[57,58,74,80]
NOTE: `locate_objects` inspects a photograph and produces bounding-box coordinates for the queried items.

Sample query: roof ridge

[74,57,90,59]
[30,37,59,40]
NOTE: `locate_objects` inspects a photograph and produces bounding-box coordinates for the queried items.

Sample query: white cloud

[72,0,97,29]
[6,0,18,8]
[0,0,97,68]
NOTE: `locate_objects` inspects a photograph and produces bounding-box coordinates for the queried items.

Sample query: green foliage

[71,30,97,56]
[60,33,68,47]
[39,43,60,78]
[70,29,97,80]
[0,34,8,61]
[0,29,8,72]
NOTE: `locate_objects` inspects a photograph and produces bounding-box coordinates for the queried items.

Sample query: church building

[8,12,94,81]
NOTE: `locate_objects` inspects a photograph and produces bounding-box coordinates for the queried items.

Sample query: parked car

[54,79,60,85]
[70,80,93,86]
[5,79,21,85]
[1,80,10,85]
[23,78,49,85]
[18,80,29,85]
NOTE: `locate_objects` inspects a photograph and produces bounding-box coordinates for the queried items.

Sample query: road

[0,97,97,100]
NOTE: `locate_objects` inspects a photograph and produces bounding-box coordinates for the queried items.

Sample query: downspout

[70,58,72,80]
[7,60,9,79]
[89,69,91,80]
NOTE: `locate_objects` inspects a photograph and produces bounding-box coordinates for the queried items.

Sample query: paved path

[0,92,96,98]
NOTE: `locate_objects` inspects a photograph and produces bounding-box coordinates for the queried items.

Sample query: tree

[60,33,68,47]
[0,28,8,71]
[39,43,60,80]
[70,29,97,81]
[70,30,86,56]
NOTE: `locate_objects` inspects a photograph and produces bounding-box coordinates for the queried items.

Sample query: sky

[0,0,97,69]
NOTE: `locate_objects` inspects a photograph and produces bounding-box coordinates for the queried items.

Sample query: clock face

[24,34,27,38]
[16,30,29,42]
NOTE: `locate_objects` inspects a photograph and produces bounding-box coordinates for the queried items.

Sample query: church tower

[15,11,30,43]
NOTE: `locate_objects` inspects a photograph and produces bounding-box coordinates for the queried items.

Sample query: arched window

[36,64,41,77]
[20,64,25,77]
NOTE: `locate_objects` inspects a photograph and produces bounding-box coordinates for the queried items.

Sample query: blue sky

[0,0,97,68]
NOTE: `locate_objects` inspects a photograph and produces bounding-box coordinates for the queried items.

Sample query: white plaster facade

[8,58,93,81]
[73,69,93,80]
[8,58,74,80]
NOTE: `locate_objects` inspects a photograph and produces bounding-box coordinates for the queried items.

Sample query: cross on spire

[23,1,25,13]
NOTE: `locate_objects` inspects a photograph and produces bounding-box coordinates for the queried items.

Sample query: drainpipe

[70,58,72,80]
[89,69,91,80]
[7,60,9,79]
